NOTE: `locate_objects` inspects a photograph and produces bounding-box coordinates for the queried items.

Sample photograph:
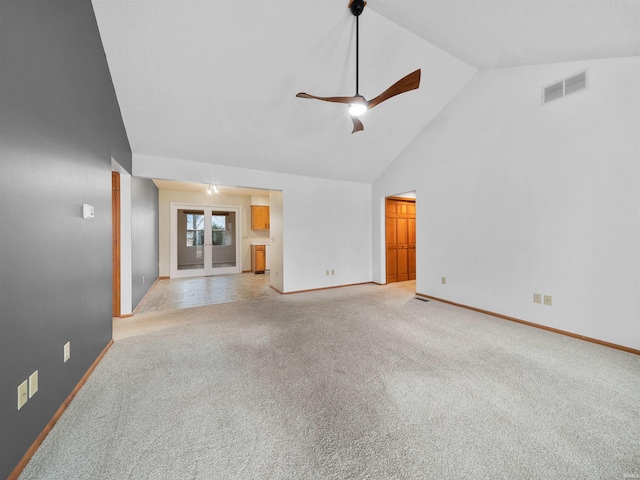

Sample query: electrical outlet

[29,371,38,398]
[544,295,553,306]
[441,277,446,285]
[533,293,542,304]
[331,269,335,275]
[64,341,71,362]
[18,380,28,410]
[325,270,329,276]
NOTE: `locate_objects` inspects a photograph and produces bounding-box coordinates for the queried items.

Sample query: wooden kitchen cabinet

[251,206,270,230]
[252,245,266,273]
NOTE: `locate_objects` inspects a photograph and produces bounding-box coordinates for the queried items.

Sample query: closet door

[386,199,399,283]
[408,202,416,281]
[386,198,416,284]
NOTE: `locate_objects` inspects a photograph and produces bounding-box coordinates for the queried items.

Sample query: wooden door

[408,202,416,280]
[386,197,416,284]
[386,206,399,283]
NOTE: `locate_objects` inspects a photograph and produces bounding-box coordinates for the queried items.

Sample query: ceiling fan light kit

[296,0,421,133]
[348,101,367,117]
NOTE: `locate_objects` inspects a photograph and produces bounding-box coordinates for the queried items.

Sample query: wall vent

[542,69,589,105]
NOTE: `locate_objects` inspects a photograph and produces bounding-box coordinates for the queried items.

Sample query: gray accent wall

[132,177,159,308]
[0,1,131,477]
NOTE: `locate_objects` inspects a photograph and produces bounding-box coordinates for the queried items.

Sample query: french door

[170,204,242,278]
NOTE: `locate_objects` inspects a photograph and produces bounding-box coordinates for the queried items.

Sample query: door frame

[112,172,121,316]
[169,202,242,278]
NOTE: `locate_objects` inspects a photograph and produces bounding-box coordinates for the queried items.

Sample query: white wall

[119,173,133,314]
[373,56,640,349]
[136,156,372,292]
[269,190,284,292]
[251,195,270,206]
[158,188,269,275]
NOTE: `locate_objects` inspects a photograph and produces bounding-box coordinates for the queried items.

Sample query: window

[185,213,204,246]
[212,215,231,246]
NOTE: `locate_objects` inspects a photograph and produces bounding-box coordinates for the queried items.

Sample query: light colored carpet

[20,282,640,479]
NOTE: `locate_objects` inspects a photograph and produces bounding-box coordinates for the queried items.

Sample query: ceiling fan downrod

[355,12,360,96]
[350,0,366,110]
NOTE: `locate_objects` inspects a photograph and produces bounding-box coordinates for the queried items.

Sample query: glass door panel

[210,211,237,269]
[178,209,205,271]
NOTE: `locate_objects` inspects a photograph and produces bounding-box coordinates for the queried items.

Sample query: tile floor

[134,272,276,314]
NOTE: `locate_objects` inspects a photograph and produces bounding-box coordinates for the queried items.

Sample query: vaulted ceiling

[92,0,639,184]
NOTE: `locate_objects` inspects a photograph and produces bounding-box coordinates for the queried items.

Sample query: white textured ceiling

[373,0,640,69]
[93,0,639,184]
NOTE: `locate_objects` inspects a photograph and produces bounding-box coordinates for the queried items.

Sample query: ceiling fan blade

[367,69,421,110]
[351,115,364,134]
[296,92,363,105]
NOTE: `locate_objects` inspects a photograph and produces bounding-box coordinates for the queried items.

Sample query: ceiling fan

[296,0,421,134]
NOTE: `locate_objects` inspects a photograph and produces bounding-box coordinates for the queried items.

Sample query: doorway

[170,204,242,278]
[385,196,416,284]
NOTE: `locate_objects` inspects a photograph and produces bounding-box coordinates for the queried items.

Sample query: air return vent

[542,70,588,105]
[543,81,564,104]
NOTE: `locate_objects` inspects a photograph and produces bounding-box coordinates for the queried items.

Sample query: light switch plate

[29,370,38,398]
[64,341,71,362]
[18,380,28,410]
[544,295,553,306]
